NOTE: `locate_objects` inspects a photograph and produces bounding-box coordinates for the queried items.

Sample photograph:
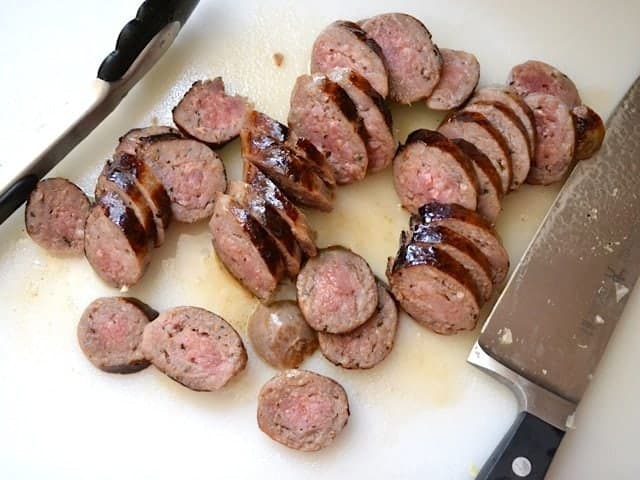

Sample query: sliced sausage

[244,162,317,257]
[470,85,537,156]
[407,223,493,304]
[288,74,369,184]
[291,136,337,187]
[426,48,480,110]
[296,246,378,334]
[318,281,398,369]
[172,78,251,147]
[327,68,396,172]
[115,125,181,156]
[451,138,503,225]
[257,369,349,451]
[209,193,285,301]
[248,301,318,369]
[137,135,227,222]
[508,60,581,108]
[387,242,480,335]
[310,20,389,98]
[411,202,509,286]
[95,161,158,247]
[99,152,171,247]
[524,93,576,185]
[463,101,531,190]
[241,133,335,211]
[438,110,513,193]
[77,296,157,373]
[84,191,152,288]
[359,13,442,104]
[25,178,90,255]
[141,306,247,391]
[393,129,479,214]
[228,181,302,278]
[572,104,605,160]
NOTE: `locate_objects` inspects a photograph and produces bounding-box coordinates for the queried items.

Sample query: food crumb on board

[498,327,513,345]
[469,464,480,477]
[273,52,284,67]
[565,412,577,430]
[594,314,605,325]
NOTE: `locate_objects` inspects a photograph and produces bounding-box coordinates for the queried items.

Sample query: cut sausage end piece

[288,74,369,185]
[257,369,350,451]
[311,20,389,98]
[507,60,581,108]
[360,13,442,104]
[393,129,479,214]
[77,296,157,373]
[84,191,152,288]
[25,178,91,255]
[209,193,285,301]
[172,78,251,147]
[115,125,181,157]
[318,281,398,369]
[572,105,605,160]
[426,48,480,111]
[248,301,318,369]
[141,306,247,391]
[524,93,576,185]
[412,202,510,286]
[296,246,378,334]
[387,243,480,335]
[138,135,227,223]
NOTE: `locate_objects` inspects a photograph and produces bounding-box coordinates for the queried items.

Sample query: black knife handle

[97,0,199,82]
[476,412,564,480]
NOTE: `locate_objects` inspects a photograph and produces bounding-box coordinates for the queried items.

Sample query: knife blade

[469,74,640,480]
[0,0,199,224]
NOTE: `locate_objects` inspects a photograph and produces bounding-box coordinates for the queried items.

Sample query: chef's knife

[0,0,199,224]
[469,74,640,479]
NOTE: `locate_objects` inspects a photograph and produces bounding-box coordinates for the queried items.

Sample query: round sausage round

[508,60,581,108]
[572,104,605,161]
[318,281,398,369]
[77,296,157,373]
[257,369,350,451]
[141,306,247,391]
[115,125,181,157]
[248,301,318,369]
[25,178,91,255]
[296,246,378,334]
[426,48,480,111]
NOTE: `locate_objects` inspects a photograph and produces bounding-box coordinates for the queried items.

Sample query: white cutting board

[1,1,639,478]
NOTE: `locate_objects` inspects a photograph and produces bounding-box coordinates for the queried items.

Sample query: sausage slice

[172,78,251,147]
[524,93,576,185]
[508,60,582,108]
[288,74,369,185]
[572,104,605,160]
[25,178,91,255]
[470,85,537,156]
[451,138,503,225]
[310,20,389,98]
[84,191,152,288]
[438,110,513,193]
[244,162,317,257]
[408,223,493,304]
[463,101,531,190]
[209,193,285,301]
[425,48,480,110]
[138,135,227,222]
[115,126,181,156]
[328,68,396,172]
[228,181,302,278]
[77,296,157,373]
[296,247,378,334]
[141,306,247,391]
[248,301,318,369]
[393,129,479,214]
[387,242,480,335]
[360,13,443,104]
[318,281,398,369]
[257,369,350,451]
[411,202,509,286]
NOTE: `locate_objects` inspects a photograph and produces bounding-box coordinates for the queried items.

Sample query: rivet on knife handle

[97,0,199,82]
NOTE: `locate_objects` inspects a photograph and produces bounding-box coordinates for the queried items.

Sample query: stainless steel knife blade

[469,74,640,479]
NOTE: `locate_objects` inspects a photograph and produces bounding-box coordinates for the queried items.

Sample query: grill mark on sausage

[335,20,385,63]
[347,70,393,128]
[322,78,370,148]
[451,138,503,197]
[99,192,150,256]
